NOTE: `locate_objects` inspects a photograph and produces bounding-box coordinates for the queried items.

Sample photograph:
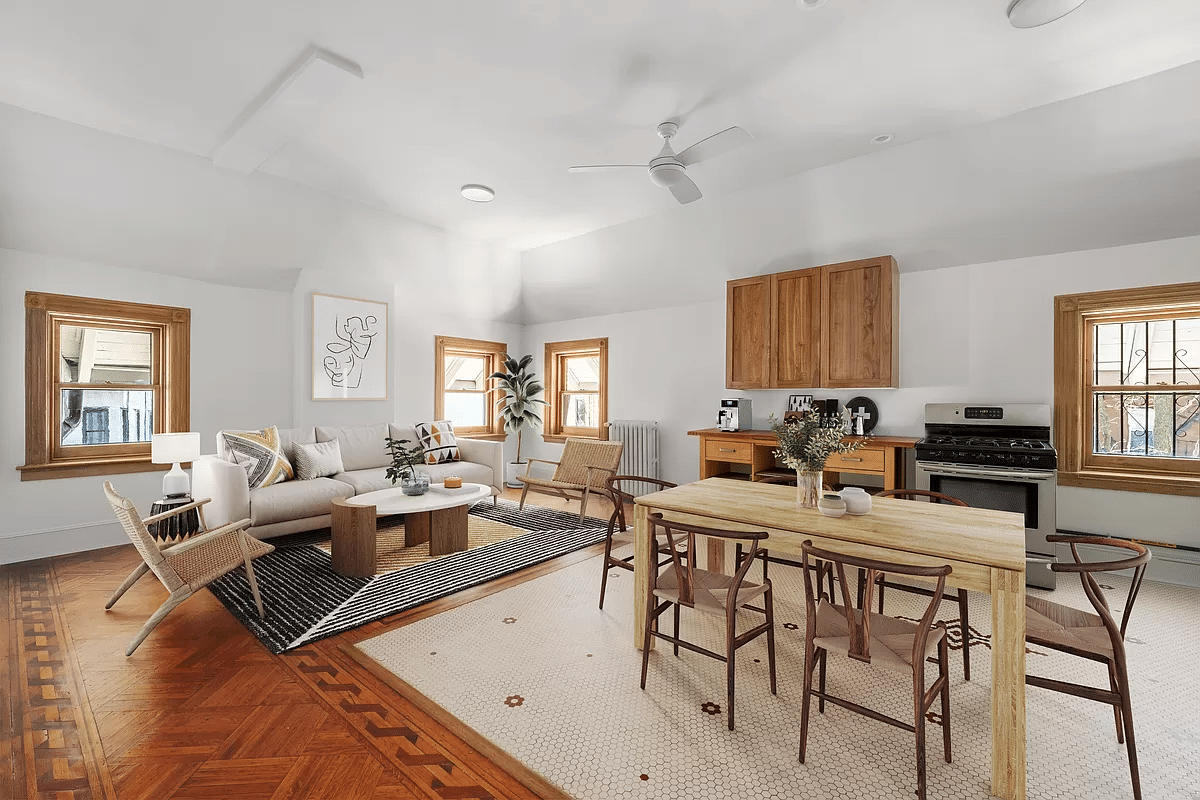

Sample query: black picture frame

[788,394,813,412]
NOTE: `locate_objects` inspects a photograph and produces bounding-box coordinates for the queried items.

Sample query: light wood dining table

[633,477,1028,800]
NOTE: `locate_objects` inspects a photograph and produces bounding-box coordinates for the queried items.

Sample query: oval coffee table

[330,483,491,577]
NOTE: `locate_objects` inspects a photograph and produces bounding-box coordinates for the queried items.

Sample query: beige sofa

[193,422,504,539]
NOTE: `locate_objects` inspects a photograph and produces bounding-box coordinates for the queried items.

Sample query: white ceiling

[2,0,1200,252]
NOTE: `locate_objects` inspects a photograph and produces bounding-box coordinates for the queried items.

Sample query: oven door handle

[917,462,1056,481]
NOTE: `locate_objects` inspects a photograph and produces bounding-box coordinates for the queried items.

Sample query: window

[433,335,507,437]
[1055,282,1200,496]
[544,338,608,442]
[20,292,190,481]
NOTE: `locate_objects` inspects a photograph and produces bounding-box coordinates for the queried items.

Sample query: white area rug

[355,546,1200,799]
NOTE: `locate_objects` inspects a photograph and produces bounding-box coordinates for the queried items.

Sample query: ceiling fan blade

[669,174,703,205]
[676,126,753,166]
[567,164,645,173]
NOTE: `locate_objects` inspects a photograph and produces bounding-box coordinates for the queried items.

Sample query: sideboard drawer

[827,448,886,473]
[705,440,754,464]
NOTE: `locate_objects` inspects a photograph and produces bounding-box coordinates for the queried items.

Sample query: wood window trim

[433,335,507,437]
[19,292,190,482]
[1054,281,1200,497]
[543,338,608,444]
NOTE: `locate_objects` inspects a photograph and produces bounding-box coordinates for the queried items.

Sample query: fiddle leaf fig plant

[489,353,548,464]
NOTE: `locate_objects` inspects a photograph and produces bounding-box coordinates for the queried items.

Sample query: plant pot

[505,461,527,489]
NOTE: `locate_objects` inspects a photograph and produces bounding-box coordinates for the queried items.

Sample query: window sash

[433,336,506,436]
[545,338,608,441]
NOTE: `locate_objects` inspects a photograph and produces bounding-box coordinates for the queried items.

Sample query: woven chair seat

[814,599,945,674]
[654,566,768,616]
[1026,594,1112,657]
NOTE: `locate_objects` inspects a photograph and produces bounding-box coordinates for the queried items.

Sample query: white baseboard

[0,520,127,565]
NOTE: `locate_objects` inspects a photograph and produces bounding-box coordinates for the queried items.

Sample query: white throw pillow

[293,439,345,480]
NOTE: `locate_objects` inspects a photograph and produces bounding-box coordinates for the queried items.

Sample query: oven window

[928,475,1038,530]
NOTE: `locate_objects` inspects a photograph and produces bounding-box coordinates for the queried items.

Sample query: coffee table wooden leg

[406,512,431,547]
[430,505,468,556]
[331,499,376,577]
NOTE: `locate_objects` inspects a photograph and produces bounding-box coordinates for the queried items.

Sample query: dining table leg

[633,502,652,650]
[990,566,1027,800]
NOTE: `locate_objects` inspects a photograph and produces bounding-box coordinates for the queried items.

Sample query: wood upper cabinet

[770,268,822,388]
[726,276,770,389]
[822,256,898,388]
[726,255,898,389]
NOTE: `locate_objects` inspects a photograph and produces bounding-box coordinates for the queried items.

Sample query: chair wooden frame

[868,489,974,680]
[598,475,679,609]
[1025,534,1151,800]
[517,437,623,520]
[798,540,953,800]
[103,481,274,656]
[640,513,776,731]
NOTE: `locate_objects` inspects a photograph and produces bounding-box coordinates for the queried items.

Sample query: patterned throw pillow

[413,420,461,465]
[220,426,294,489]
[292,439,344,481]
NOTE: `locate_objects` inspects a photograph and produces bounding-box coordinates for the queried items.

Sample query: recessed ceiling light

[797,0,828,8]
[871,133,895,145]
[1007,0,1089,28]
[460,184,495,202]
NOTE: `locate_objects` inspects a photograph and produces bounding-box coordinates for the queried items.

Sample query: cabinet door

[726,276,770,389]
[770,268,821,387]
[821,256,898,388]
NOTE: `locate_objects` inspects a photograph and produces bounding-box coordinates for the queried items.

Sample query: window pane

[564,356,600,392]
[59,326,152,385]
[1094,392,1200,458]
[61,389,154,446]
[1148,317,1200,386]
[445,355,487,391]
[444,392,486,429]
[562,393,598,428]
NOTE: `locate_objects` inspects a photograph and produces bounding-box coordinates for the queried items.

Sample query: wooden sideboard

[687,428,918,491]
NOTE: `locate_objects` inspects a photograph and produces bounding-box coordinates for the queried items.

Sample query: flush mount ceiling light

[460,184,495,202]
[796,0,829,8]
[1007,0,1090,28]
[871,133,895,145]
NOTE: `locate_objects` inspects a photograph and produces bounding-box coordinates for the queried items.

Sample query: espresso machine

[717,398,753,431]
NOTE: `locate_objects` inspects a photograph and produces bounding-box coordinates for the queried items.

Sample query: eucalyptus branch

[769,411,866,473]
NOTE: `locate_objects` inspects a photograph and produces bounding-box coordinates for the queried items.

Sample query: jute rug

[207,498,608,653]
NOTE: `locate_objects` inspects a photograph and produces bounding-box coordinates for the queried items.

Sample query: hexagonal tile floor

[355,545,1200,799]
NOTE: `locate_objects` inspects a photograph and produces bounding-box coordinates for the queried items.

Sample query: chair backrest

[1048,534,1151,640]
[553,438,625,487]
[103,481,184,592]
[800,539,951,667]
[876,489,968,507]
[606,475,677,532]
[647,513,768,613]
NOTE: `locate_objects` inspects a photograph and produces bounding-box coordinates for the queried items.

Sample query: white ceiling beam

[211,43,363,174]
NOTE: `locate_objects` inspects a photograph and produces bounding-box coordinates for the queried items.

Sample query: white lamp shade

[151,432,201,465]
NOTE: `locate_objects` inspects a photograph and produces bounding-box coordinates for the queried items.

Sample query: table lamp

[151,432,201,498]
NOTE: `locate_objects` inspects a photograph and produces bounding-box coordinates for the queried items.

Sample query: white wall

[0,248,293,562]
[521,235,1200,553]
[0,102,524,563]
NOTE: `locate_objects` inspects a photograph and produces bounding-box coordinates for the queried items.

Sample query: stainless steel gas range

[915,403,1058,589]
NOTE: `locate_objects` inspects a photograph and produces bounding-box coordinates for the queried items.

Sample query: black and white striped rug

[207,499,608,653]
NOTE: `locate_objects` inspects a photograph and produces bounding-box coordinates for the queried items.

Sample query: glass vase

[399,471,431,496]
[795,469,822,509]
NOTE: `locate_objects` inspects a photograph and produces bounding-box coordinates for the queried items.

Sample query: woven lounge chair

[517,437,624,520]
[103,481,274,656]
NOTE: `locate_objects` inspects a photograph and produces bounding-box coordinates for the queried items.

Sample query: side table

[148,494,203,545]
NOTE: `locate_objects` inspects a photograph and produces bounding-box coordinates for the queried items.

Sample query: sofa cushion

[276,427,316,463]
[413,420,461,464]
[219,426,294,489]
[249,477,354,527]
[335,461,494,495]
[293,439,344,480]
[315,423,390,471]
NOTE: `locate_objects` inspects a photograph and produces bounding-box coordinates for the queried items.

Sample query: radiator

[606,420,659,497]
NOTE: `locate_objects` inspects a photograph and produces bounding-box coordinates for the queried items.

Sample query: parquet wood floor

[3,490,617,800]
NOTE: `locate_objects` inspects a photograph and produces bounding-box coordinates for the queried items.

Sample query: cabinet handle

[718,448,736,453]
[839,456,863,462]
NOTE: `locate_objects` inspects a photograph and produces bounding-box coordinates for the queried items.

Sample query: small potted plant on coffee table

[385,436,429,496]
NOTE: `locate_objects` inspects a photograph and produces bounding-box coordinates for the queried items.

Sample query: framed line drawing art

[312,293,388,400]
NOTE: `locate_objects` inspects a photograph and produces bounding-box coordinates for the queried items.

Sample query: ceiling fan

[568,120,753,205]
